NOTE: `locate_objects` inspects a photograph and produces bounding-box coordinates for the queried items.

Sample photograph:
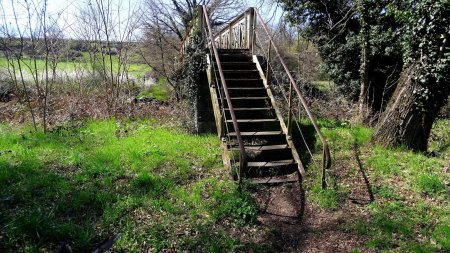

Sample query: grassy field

[138,78,171,101]
[306,119,449,252]
[0,120,258,252]
[0,55,151,79]
[0,117,448,252]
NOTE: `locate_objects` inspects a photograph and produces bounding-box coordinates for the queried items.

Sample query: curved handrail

[253,8,331,188]
[202,5,247,183]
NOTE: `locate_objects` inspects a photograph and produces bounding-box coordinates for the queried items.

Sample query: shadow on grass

[290,121,317,169]
[0,121,264,252]
[352,143,375,204]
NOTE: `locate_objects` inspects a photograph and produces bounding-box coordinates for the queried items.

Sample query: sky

[0,0,284,39]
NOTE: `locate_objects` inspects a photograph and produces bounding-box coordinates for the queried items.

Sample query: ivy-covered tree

[279,0,404,113]
[373,0,450,151]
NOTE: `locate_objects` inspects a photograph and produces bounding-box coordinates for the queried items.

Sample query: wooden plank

[225,119,278,123]
[249,175,299,184]
[225,107,272,110]
[231,144,289,151]
[228,131,283,136]
[247,159,296,167]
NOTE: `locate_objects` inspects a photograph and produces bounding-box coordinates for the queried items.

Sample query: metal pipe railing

[253,8,331,188]
[202,5,247,184]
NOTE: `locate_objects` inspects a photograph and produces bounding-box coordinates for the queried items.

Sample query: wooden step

[229,97,268,100]
[225,119,278,123]
[226,87,267,90]
[223,87,268,97]
[224,107,272,111]
[219,70,259,73]
[228,131,283,136]
[247,159,296,168]
[223,79,264,87]
[242,144,289,151]
[217,54,252,62]
[249,174,299,184]
[227,131,286,145]
[215,62,256,70]
[224,78,260,82]
[217,49,250,54]
[224,107,275,119]
[220,70,261,79]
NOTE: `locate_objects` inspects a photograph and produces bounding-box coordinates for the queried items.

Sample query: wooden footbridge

[182,6,331,187]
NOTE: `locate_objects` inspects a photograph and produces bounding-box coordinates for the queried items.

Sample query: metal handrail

[253,8,331,188]
[202,5,247,184]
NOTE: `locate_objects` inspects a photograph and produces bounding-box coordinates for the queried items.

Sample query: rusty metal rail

[201,5,247,184]
[251,8,331,188]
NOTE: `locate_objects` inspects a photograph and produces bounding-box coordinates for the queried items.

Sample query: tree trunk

[358,4,370,123]
[373,65,440,151]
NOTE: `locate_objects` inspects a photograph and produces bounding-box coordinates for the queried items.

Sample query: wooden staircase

[209,49,302,183]
[184,5,330,188]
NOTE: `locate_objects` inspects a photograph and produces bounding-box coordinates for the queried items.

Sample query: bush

[0,78,14,102]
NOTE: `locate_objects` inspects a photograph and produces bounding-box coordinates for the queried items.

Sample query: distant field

[0,55,151,79]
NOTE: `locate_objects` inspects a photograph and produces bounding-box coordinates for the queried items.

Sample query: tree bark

[358,3,370,123]
[373,65,440,151]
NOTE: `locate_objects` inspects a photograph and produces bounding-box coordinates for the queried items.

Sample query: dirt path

[250,178,372,252]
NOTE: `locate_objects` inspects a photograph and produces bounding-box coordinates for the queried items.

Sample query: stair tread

[246,144,289,150]
[247,159,296,167]
[230,144,289,150]
[217,62,254,64]
[226,87,266,90]
[229,97,268,100]
[224,78,260,81]
[228,131,283,136]
[225,107,272,110]
[218,70,258,72]
[226,119,278,123]
[249,174,299,184]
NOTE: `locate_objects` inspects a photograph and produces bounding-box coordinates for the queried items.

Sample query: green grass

[0,55,151,78]
[0,114,448,252]
[303,118,449,252]
[312,80,333,92]
[0,119,258,252]
[138,78,171,101]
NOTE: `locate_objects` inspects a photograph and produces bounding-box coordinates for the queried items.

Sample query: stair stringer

[252,55,306,176]
[205,54,234,177]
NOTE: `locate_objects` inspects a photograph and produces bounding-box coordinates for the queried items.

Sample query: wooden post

[228,24,232,49]
[244,10,248,49]
[266,41,271,83]
[287,81,293,138]
[248,8,256,54]
[197,6,203,37]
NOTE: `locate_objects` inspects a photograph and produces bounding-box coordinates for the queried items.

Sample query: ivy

[401,0,450,112]
[279,0,404,111]
[179,24,207,132]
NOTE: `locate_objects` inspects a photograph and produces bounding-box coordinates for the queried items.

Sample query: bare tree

[140,0,244,101]
[0,0,68,132]
[74,0,140,115]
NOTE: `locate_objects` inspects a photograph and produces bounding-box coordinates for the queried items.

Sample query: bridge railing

[251,8,331,188]
[213,8,255,50]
